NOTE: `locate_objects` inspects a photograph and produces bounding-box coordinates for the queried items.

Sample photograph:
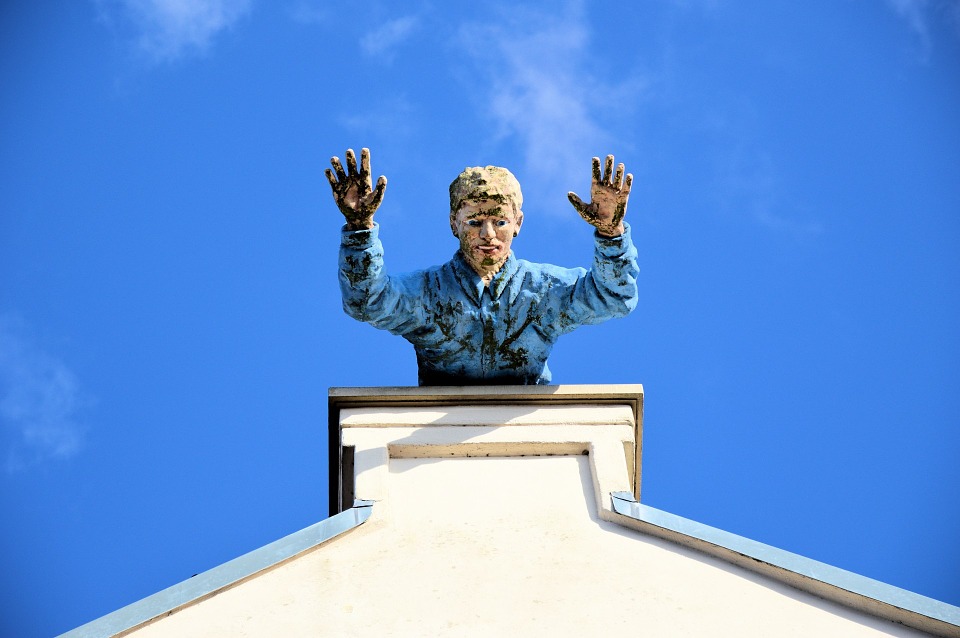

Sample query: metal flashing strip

[610,492,960,637]
[58,501,374,638]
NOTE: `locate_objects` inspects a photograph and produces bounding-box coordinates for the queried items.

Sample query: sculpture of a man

[326,147,638,385]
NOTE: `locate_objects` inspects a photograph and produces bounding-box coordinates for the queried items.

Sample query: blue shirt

[339,223,639,385]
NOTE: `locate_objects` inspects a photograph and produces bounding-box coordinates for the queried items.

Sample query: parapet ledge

[327,384,644,516]
[328,383,644,410]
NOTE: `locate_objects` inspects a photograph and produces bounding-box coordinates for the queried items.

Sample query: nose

[480,220,496,239]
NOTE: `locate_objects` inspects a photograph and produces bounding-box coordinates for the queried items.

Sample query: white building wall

[125,397,933,637]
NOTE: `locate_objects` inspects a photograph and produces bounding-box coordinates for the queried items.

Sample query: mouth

[475,244,501,254]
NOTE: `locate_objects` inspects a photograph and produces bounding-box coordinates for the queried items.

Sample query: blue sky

[2,1,959,636]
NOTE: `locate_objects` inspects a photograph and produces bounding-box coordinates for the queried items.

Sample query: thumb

[567,191,587,214]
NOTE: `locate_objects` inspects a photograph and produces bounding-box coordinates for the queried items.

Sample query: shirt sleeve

[338,223,426,336]
[553,222,639,335]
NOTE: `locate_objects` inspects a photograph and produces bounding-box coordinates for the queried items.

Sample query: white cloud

[360,16,419,58]
[99,0,252,61]
[0,316,89,473]
[455,3,644,212]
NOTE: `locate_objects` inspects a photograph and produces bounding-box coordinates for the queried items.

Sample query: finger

[345,148,358,177]
[359,147,372,191]
[331,156,347,182]
[324,168,338,190]
[604,154,614,185]
[613,163,624,189]
[368,175,387,210]
[567,191,587,215]
[591,157,602,184]
[622,173,634,198]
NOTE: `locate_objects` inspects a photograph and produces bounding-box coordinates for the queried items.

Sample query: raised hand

[567,154,632,238]
[325,147,387,230]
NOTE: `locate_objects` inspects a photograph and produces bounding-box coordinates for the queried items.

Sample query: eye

[467,220,481,227]
[496,220,508,227]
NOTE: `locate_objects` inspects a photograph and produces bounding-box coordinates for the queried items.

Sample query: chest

[412,287,553,349]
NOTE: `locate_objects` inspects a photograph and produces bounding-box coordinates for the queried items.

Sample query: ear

[450,220,459,237]
[513,210,523,237]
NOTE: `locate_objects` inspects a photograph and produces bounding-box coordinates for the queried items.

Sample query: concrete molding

[339,403,635,427]
[343,423,636,505]
[327,384,645,514]
[57,502,374,638]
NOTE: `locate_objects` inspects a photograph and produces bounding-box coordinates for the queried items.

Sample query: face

[452,199,523,278]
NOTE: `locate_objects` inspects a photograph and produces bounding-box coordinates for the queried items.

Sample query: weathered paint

[566,155,633,237]
[338,223,639,385]
[448,165,523,220]
[324,147,386,231]
[328,151,638,385]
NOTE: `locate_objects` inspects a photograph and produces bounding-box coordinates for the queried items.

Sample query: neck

[461,251,508,287]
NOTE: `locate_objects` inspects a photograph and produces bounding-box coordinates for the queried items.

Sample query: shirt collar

[452,251,519,304]
[490,252,519,299]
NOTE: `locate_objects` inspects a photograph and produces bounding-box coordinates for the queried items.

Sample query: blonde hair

[449,166,523,222]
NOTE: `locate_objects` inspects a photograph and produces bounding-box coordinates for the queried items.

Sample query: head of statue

[448,166,524,279]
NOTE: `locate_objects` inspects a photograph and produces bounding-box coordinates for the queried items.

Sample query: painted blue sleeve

[553,222,639,335]
[338,223,426,336]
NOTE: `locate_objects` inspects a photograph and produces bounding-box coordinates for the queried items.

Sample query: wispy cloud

[455,3,645,212]
[98,0,252,62]
[360,16,419,58]
[713,146,823,239]
[0,316,89,473]
[338,95,416,139]
[887,0,934,58]
[286,1,327,25]
[885,0,960,60]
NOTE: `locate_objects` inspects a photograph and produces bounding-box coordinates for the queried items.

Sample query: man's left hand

[567,154,632,238]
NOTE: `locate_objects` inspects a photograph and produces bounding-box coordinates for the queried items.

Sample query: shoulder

[392,257,457,289]
[513,258,587,287]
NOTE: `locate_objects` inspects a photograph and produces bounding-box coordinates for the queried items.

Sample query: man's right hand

[325,147,387,230]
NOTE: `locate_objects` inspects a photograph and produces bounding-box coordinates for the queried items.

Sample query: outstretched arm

[325,147,387,231]
[567,154,633,238]
[339,223,425,335]
[330,148,424,335]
